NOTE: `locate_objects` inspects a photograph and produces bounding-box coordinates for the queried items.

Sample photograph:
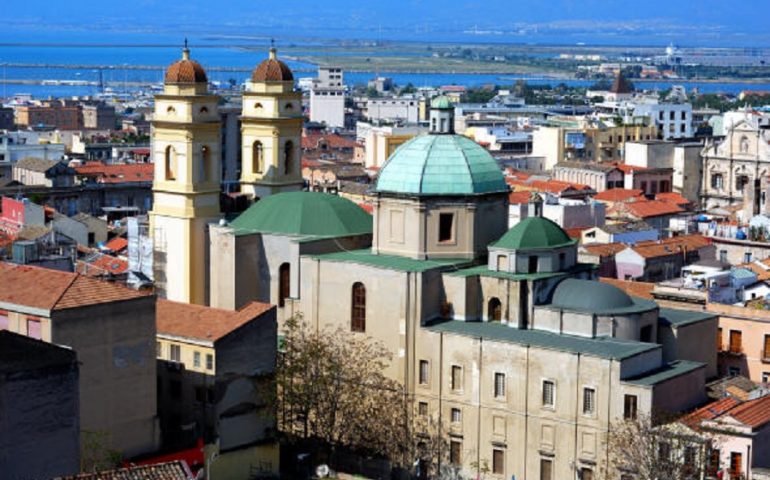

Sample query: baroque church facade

[153,51,718,479]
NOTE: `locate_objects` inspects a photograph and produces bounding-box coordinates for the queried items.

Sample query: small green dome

[492,217,575,251]
[375,135,509,196]
[431,95,453,109]
[550,279,656,314]
[230,191,372,238]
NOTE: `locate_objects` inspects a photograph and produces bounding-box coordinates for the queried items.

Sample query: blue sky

[6,0,769,46]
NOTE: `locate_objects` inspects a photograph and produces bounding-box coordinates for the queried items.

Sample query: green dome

[375,135,509,196]
[431,95,453,109]
[492,217,575,251]
[230,191,372,238]
[550,279,656,314]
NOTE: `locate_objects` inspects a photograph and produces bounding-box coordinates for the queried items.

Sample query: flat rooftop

[424,319,659,361]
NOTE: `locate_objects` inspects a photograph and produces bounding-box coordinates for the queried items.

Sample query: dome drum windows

[284,141,294,176]
[164,145,177,181]
[351,282,366,332]
[252,141,264,174]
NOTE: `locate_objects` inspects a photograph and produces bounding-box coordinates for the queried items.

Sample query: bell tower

[150,44,222,304]
[240,47,303,198]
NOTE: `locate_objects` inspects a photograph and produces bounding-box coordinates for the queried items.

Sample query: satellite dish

[315,464,330,478]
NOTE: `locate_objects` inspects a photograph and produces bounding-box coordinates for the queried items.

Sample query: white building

[365,97,419,124]
[633,102,693,140]
[0,131,65,180]
[309,66,346,128]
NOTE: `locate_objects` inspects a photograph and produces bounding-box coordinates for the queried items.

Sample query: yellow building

[533,121,658,171]
[240,48,303,198]
[150,45,222,304]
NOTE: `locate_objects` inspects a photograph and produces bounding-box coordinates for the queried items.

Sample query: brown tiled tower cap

[165,44,208,84]
[251,47,294,82]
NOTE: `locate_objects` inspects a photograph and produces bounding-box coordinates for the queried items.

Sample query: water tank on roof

[12,241,39,265]
[736,229,747,240]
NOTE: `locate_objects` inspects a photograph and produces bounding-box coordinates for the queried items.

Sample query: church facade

[206,98,718,479]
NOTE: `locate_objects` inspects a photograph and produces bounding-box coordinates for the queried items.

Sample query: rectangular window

[439,213,454,243]
[206,353,214,370]
[494,372,506,398]
[451,407,461,423]
[492,449,504,475]
[658,442,671,462]
[26,318,42,340]
[418,401,428,416]
[419,360,429,385]
[730,452,743,476]
[170,344,181,362]
[580,468,594,480]
[583,387,596,415]
[624,394,638,420]
[719,250,728,263]
[540,458,553,480]
[449,440,462,466]
[451,365,462,391]
[745,252,753,263]
[156,341,162,358]
[542,380,555,407]
[764,335,770,360]
[729,330,743,354]
[193,351,201,368]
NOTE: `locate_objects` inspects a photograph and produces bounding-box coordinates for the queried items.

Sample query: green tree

[274,315,446,473]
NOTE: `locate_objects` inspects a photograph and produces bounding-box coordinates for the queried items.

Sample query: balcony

[721,344,744,357]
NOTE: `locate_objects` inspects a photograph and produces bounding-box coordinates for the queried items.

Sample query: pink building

[685,395,770,479]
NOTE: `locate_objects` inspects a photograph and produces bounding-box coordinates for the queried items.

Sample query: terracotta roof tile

[75,162,153,184]
[251,49,293,82]
[0,262,148,312]
[157,299,274,343]
[685,395,770,430]
[76,254,128,277]
[302,134,357,150]
[656,192,691,207]
[599,277,655,299]
[621,200,684,219]
[629,234,710,259]
[165,52,207,84]
[508,191,532,204]
[55,460,193,480]
[684,397,741,425]
[593,188,645,203]
[582,242,627,257]
[727,394,770,428]
[105,236,128,252]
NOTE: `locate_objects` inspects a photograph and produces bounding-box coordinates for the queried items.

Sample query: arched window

[285,103,294,111]
[254,102,263,110]
[201,145,211,182]
[166,105,176,115]
[164,145,177,181]
[488,298,502,322]
[284,141,294,176]
[252,141,264,174]
[200,106,209,114]
[279,263,290,308]
[351,282,366,332]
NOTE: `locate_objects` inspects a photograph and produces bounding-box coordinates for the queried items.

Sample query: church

[152,47,718,480]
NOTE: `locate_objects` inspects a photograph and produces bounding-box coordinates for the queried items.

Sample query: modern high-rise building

[309,66,346,128]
